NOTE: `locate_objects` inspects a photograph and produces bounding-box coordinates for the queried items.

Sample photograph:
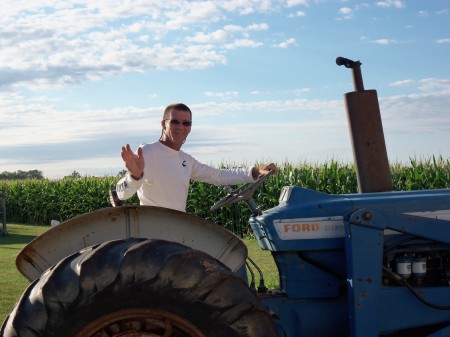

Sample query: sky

[0,0,449,179]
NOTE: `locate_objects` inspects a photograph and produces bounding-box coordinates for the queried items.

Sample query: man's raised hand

[121,144,145,180]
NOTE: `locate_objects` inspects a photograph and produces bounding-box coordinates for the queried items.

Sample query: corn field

[1,157,449,236]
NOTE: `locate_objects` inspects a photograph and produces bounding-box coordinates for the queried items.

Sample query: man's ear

[161,120,166,129]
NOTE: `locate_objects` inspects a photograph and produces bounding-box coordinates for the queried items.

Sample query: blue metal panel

[274,251,341,298]
[261,294,349,337]
[344,211,385,337]
[426,324,450,337]
[378,287,450,333]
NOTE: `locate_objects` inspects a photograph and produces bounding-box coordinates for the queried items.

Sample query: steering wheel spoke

[210,170,274,214]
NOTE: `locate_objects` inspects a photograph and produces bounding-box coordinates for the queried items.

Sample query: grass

[0,224,279,324]
[245,236,279,289]
[0,224,49,323]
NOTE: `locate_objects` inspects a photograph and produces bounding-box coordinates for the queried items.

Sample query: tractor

[2,58,450,337]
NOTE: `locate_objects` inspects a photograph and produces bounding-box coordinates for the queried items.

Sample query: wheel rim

[74,308,207,337]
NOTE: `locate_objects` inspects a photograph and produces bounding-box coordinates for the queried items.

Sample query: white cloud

[220,0,273,14]
[186,30,231,43]
[376,0,406,9]
[381,91,450,133]
[370,39,397,45]
[339,7,352,15]
[388,80,415,87]
[0,103,160,148]
[224,38,263,49]
[250,90,270,95]
[203,91,240,100]
[247,23,270,31]
[286,0,309,7]
[31,96,64,103]
[293,88,310,95]
[338,7,353,19]
[2,86,449,177]
[0,1,275,91]
[224,24,243,32]
[417,10,429,17]
[274,38,297,48]
[436,38,450,44]
[165,2,222,29]
[417,78,450,92]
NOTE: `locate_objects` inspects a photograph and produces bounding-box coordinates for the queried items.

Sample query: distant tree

[0,170,44,180]
[117,169,127,177]
[27,170,44,179]
[65,170,81,179]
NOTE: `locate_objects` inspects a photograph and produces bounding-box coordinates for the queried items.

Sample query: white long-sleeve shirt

[116,141,255,212]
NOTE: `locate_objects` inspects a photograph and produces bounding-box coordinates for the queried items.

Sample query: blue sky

[0,0,449,178]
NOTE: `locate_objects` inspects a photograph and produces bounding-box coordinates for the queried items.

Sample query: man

[116,103,278,212]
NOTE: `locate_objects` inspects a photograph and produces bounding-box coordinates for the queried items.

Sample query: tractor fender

[16,205,247,281]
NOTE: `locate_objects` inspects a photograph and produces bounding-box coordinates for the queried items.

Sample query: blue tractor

[2,58,450,337]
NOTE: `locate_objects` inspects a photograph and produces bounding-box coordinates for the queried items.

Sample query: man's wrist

[251,167,259,179]
[129,172,143,180]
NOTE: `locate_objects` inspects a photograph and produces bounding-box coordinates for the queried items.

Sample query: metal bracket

[345,208,384,337]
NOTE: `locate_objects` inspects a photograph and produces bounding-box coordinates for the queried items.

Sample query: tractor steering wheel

[210,170,275,214]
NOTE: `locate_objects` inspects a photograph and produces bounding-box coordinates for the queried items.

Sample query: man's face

[162,109,192,148]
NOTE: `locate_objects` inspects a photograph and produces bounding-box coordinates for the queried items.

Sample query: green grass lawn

[0,223,279,324]
[0,224,49,323]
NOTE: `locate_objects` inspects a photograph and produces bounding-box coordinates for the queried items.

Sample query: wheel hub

[74,308,207,337]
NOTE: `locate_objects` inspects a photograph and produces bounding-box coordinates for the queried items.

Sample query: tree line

[0,170,44,180]
[0,170,115,180]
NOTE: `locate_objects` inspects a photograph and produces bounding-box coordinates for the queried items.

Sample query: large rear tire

[1,238,275,337]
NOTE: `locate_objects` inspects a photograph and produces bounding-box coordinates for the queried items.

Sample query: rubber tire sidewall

[2,238,275,337]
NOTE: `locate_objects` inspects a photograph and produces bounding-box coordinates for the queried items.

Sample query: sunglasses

[166,119,192,127]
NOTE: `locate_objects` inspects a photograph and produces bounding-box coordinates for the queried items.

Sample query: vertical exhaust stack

[336,57,392,193]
